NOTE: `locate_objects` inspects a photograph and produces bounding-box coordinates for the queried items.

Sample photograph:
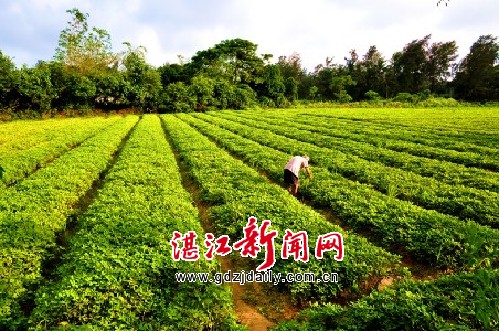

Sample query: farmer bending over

[283,155,312,195]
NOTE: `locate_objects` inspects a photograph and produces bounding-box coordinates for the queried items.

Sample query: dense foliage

[0,108,498,329]
[162,115,406,303]
[273,268,499,330]
[0,117,138,329]
[181,112,499,269]
[0,9,498,117]
[28,115,240,330]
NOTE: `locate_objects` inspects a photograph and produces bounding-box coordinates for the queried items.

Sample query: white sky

[0,0,497,72]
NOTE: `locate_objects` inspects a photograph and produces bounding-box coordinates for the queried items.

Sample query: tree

[277,53,305,80]
[389,35,457,96]
[454,35,499,101]
[159,82,194,113]
[16,63,56,111]
[121,44,162,109]
[189,39,265,85]
[330,74,355,102]
[393,35,432,94]
[257,64,286,107]
[55,8,116,74]
[158,63,191,86]
[65,72,97,108]
[49,8,128,111]
[343,46,385,101]
[93,71,130,108]
[364,90,381,101]
[358,46,387,99]
[308,86,318,101]
[284,77,298,103]
[426,41,458,93]
[277,53,308,99]
[314,62,336,100]
[0,50,19,108]
[313,60,356,102]
[232,84,257,109]
[345,49,359,72]
[189,75,216,111]
[213,80,235,109]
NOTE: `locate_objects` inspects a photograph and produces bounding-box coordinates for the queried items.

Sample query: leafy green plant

[273,269,499,330]
[162,114,405,304]
[0,116,138,329]
[28,115,241,330]
[0,117,121,185]
[185,112,499,268]
[213,112,499,226]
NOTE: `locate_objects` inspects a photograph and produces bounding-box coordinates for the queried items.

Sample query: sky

[0,0,497,72]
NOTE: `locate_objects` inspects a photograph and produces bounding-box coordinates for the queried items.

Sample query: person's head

[303,155,310,161]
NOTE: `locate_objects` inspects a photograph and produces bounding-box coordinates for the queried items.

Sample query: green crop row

[220,111,499,193]
[180,114,499,269]
[0,116,122,186]
[272,268,499,330]
[28,115,240,331]
[206,112,499,227]
[243,110,499,190]
[299,112,499,156]
[0,116,138,330]
[299,109,499,148]
[281,112,499,171]
[0,117,115,153]
[0,117,105,145]
[162,115,405,304]
[299,107,499,135]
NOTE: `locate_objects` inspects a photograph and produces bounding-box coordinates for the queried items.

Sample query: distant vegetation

[0,8,498,118]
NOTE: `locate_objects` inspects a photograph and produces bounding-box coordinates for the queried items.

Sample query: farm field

[0,107,498,330]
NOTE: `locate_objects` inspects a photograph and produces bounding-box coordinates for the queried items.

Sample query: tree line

[1,8,498,116]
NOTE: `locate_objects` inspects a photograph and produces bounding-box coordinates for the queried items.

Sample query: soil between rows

[161,117,285,330]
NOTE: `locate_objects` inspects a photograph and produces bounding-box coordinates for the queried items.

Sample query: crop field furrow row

[0,117,116,153]
[28,115,240,330]
[163,114,405,304]
[261,110,499,158]
[274,268,499,330]
[309,112,499,133]
[179,114,499,269]
[296,112,499,146]
[0,117,104,146]
[0,116,123,187]
[295,113,499,155]
[161,120,276,329]
[215,111,499,193]
[301,109,499,135]
[0,116,138,329]
[234,111,499,171]
[204,112,499,227]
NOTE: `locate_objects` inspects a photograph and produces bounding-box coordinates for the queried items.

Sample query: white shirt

[285,156,309,178]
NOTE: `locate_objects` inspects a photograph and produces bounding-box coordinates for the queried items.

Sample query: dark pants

[283,169,298,185]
